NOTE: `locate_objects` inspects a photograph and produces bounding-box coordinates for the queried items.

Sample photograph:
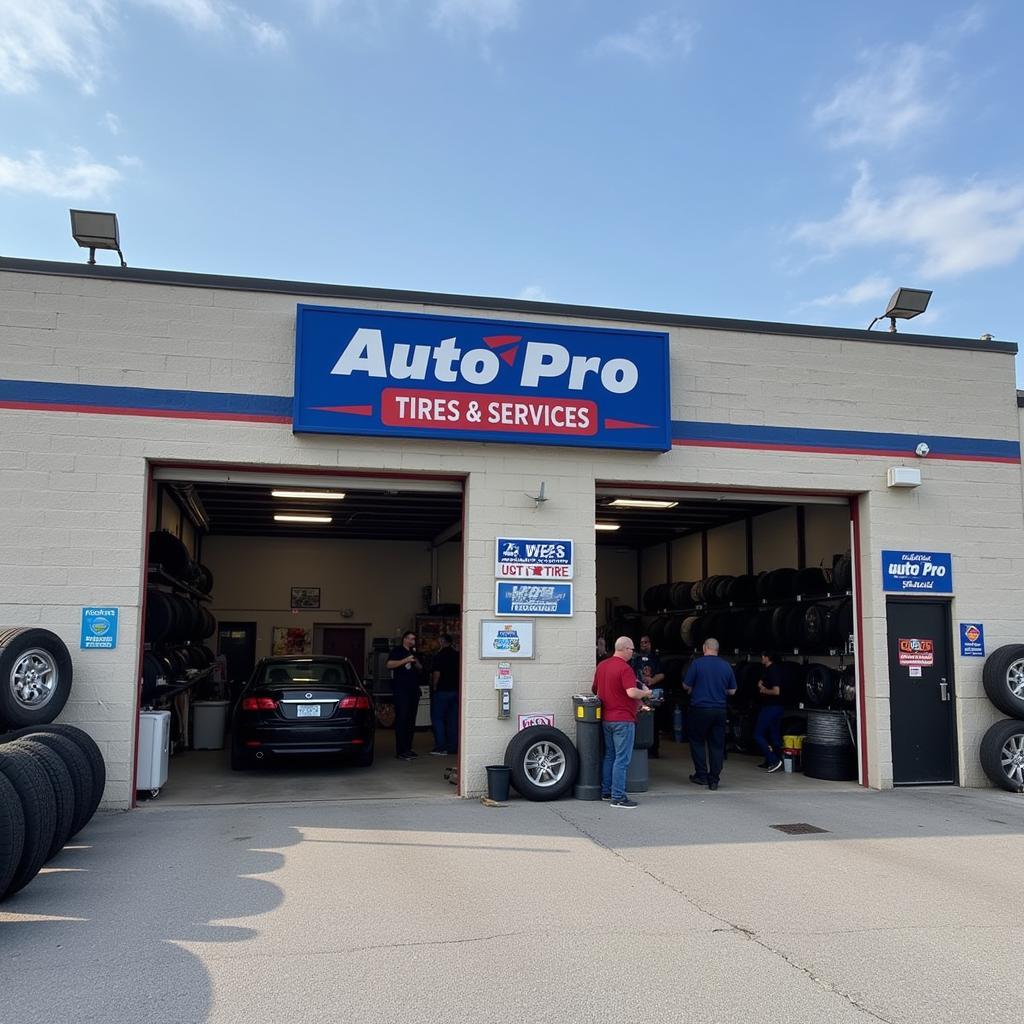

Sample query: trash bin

[626,710,656,793]
[192,700,229,750]
[573,694,603,800]
[485,764,511,802]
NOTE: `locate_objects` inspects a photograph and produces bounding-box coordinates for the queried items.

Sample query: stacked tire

[0,725,106,900]
[979,645,1024,793]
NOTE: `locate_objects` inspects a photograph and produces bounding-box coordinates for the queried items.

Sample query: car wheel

[353,740,375,768]
[503,725,578,801]
[0,629,73,729]
[979,718,1024,792]
[982,644,1024,719]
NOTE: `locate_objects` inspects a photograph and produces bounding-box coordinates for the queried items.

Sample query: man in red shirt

[592,636,653,808]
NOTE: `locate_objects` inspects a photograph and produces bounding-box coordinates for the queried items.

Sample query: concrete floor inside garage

[146,730,858,807]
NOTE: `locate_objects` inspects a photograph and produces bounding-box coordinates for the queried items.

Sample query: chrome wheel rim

[1007,659,1024,700]
[1000,733,1024,786]
[523,740,566,788]
[11,648,58,710]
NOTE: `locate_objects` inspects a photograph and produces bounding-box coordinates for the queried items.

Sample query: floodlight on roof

[868,287,932,333]
[69,209,127,267]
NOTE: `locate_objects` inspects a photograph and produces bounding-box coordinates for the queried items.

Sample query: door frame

[885,596,959,786]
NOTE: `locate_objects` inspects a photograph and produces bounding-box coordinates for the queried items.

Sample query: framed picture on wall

[272,626,313,655]
[290,586,321,610]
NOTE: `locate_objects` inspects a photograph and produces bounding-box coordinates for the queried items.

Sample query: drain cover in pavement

[770,822,829,835]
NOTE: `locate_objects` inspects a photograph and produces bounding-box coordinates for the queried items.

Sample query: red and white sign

[518,714,555,730]
[898,637,934,667]
[497,563,571,579]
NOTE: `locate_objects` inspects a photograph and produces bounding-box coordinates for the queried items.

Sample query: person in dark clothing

[754,651,786,772]
[429,633,459,756]
[386,631,423,760]
[631,635,665,757]
[681,637,737,790]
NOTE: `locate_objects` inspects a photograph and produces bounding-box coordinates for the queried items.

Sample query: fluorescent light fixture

[608,498,679,510]
[595,522,621,531]
[274,514,333,524]
[271,490,346,500]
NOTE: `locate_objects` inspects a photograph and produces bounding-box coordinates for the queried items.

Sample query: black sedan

[230,656,375,770]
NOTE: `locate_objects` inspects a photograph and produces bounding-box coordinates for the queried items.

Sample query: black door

[886,599,957,784]
[218,622,257,699]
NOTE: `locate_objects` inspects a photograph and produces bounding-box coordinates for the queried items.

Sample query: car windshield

[259,662,352,687]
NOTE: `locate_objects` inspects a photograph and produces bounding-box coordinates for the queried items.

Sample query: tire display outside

[979,719,1024,792]
[981,644,1024,720]
[504,725,578,801]
[0,628,74,729]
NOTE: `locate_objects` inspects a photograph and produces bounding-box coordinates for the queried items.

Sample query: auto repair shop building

[0,256,1021,809]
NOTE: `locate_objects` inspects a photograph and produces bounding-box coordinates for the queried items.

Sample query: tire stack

[0,725,106,900]
[979,645,1024,792]
[801,708,857,781]
[145,530,217,704]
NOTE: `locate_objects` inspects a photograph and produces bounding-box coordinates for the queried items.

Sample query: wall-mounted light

[886,467,921,489]
[271,490,346,500]
[274,514,333,523]
[595,522,621,531]
[69,209,127,267]
[608,498,679,509]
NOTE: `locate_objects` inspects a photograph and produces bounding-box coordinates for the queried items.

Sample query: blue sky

[2,1,1023,377]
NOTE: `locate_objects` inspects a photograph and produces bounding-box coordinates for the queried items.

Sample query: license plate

[296,704,321,718]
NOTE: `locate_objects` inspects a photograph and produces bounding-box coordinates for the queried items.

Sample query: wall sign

[898,638,934,667]
[480,619,535,658]
[494,663,514,690]
[518,714,555,729]
[496,582,573,617]
[293,305,671,451]
[495,537,573,579]
[960,623,985,657]
[882,550,953,593]
[81,607,118,649]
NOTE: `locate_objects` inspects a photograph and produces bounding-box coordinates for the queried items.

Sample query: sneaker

[611,797,638,808]
[600,792,612,800]
[406,750,419,758]
[767,759,784,773]
[397,752,415,761]
[689,773,708,786]
[708,781,719,791]
[429,749,447,756]
[756,761,770,770]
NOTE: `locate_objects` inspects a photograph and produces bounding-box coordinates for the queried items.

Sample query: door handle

[939,677,950,701]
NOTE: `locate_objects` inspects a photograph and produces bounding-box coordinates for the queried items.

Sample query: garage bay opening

[139,467,464,805]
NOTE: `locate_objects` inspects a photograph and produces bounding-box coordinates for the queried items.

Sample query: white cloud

[0,0,286,94]
[518,285,548,302]
[102,111,121,135]
[591,11,698,64]
[431,0,521,37]
[805,275,893,309]
[793,164,1024,278]
[118,154,143,168]
[0,0,113,95]
[0,149,121,198]
[812,8,984,149]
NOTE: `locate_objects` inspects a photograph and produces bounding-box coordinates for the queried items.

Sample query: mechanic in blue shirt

[682,637,737,790]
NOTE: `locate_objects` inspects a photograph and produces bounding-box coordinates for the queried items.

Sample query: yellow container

[782,734,805,751]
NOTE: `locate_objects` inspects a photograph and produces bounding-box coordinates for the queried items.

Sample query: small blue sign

[81,607,118,649]
[960,623,985,657]
[881,550,953,594]
[293,305,671,451]
[496,582,573,617]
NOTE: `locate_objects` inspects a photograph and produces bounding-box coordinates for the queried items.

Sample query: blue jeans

[430,689,459,753]
[601,721,636,800]
[754,705,785,764]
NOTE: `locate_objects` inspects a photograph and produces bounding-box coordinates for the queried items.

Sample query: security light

[868,288,931,333]
[69,209,127,267]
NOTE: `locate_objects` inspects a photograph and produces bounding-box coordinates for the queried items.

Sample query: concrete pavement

[2,784,1022,1024]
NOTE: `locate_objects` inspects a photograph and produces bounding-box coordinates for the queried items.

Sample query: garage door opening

[595,484,863,788]
[138,466,464,805]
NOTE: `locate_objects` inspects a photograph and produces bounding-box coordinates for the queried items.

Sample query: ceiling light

[274,514,333,524]
[271,490,346,500]
[608,498,679,509]
[595,522,621,531]
[69,209,127,267]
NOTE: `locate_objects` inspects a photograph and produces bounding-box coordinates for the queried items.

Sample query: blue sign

[960,623,985,657]
[293,305,671,451]
[496,582,573,617]
[881,550,953,594]
[496,537,573,579]
[81,607,118,649]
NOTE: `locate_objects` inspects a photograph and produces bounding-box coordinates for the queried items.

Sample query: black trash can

[486,764,511,801]
[626,709,656,793]
[573,694,603,800]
